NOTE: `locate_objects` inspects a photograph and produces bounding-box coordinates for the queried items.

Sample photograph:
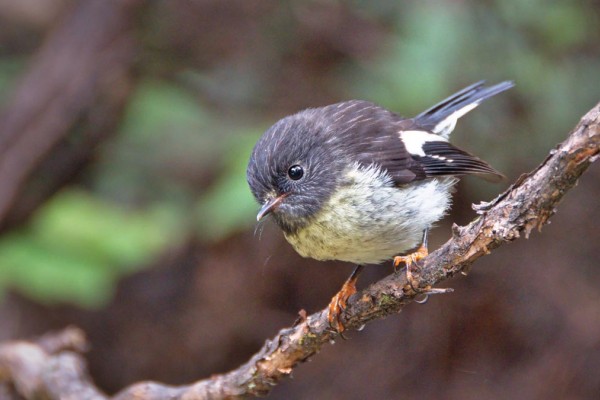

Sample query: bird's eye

[287,165,304,180]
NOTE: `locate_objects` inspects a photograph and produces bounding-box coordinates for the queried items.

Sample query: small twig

[0,103,598,399]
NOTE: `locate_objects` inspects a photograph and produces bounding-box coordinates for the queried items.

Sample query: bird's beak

[256,194,286,221]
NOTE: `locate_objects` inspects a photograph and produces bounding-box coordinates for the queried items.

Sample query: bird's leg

[394,229,429,294]
[327,264,365,333]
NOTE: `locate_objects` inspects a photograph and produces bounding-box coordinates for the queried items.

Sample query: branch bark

[0,102,598,399]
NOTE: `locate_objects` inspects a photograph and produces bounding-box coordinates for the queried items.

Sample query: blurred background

[0,0,599,398]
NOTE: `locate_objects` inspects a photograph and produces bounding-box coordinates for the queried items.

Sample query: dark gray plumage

[247,81,512,265]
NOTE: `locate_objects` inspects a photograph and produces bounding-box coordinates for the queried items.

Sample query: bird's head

[246,112,344,234]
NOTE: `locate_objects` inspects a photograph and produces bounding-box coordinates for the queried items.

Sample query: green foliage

[349,0,600,195]
[0,77,266,306]
[96,78,263,242]
[353,2,470,112]
[91,79,218,206]
[1,0,598,307]
[0,190,182,307]
[0,77,268,306]
[0,57,26,105]
[119,79,212,142]
[195,132,262,242]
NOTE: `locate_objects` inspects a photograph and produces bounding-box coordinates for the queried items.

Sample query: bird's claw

[393,243,429,292]
[327,279,357,334]
[394,245,453,303]
[326,265,364,334]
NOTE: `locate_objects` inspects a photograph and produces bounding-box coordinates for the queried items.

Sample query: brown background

[0,1,599,399]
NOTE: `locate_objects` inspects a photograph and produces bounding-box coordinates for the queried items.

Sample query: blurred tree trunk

[0,0,144,232]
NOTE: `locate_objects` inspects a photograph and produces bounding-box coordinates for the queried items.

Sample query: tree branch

[0,103,598,399]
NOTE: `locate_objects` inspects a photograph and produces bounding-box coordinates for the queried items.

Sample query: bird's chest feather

[284,166,456,265]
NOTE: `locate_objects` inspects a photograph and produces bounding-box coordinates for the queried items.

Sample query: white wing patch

[399,130,448,157]
[432,103,478,138]
[429,154,453,162]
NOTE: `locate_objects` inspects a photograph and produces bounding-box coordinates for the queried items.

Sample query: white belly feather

[284,165,456,265]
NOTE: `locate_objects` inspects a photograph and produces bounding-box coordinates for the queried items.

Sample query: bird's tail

[414,81,514,139]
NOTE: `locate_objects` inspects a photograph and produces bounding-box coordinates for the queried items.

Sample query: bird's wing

[352,126,504,184]
[321,100,422,184]
[323,100,504,185]
[398,129,504,183]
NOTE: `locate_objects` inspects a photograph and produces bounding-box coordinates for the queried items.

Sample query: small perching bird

[247,81,513,331]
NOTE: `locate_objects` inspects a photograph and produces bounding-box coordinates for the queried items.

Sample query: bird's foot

[327,265,364,334]
[327,283,355,334]
[393,244,453,302]
[394,243,428,294]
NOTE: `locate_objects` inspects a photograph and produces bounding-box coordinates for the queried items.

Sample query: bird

[246,81,513,332]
